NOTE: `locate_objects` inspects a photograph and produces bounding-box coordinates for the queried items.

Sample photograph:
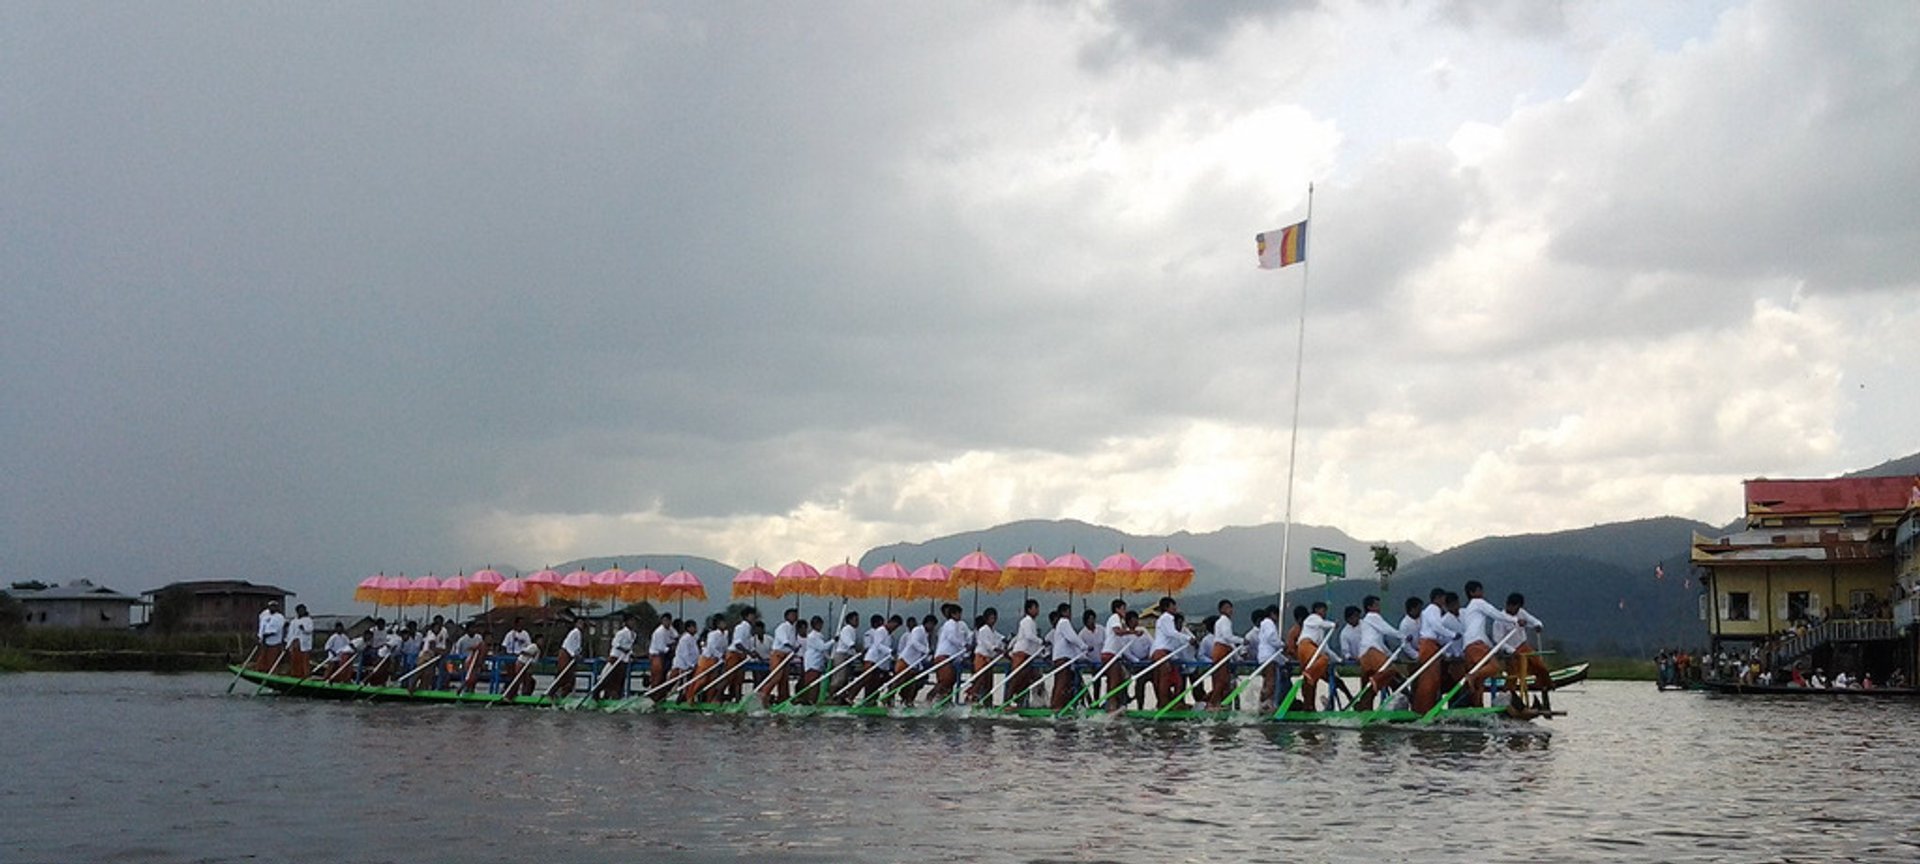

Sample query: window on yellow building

[1728,592,1752,621]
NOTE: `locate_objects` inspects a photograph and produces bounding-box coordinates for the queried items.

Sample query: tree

[1370,544,1399,593]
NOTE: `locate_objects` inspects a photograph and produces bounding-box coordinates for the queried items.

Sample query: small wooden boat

[1697,680,1920,697]
[1484,662,1588,692]
[230,666,1553,726]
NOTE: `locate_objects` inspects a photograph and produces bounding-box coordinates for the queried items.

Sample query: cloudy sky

[5,1,1916,610]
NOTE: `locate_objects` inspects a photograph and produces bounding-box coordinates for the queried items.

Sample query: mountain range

[540,451,1919,659]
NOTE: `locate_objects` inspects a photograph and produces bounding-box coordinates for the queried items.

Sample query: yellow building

[1691,476,1919,683]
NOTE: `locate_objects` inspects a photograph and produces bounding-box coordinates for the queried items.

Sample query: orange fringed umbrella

[591,567,626,601]
[732,564,774,601]
[406,574,443,608]
[823,561,866,600]
[774,560,821,597]
[866,561,912,611]
[909,561,955,603]
[493,578,540,608]
[354,575,385,605]
[1043,551,1095,594]
[1141,550,1195,595]
[524,568,561,601]
[658,568,707,617]
[469,568,504,612]
[951,550,999,618]
[619,567,663,604]
[555,568,595,602]
[998,550,1049,594]
[1093,551,1143,594]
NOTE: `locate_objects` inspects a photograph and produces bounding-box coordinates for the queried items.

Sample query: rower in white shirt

[853,614,895,703]
[969,608,1006,705]
[506,633,541,698]
[686,617,728,704]
[1080,609,1104,666]
[1251,606,1284,709]
[932,604,969,701]
[722,608,761,701]
[1353,596,1404,709]
[761,608,801,702]
[798,616,832,703]
[554,618,587,698]
[255,601,287,673]
[1148,597,1187,707]
[1413,589,1453,714]
[595,615,637,700]
[668,620,700,693]
[1458,580,1520,705]
[320,622,355,683]
[455,626,489,694]
[1101,608,1143,708]
[1497,592,1552,709]
[1206,600,1244,709]
[1046,605,1089,710]
[501,618,532,663]
[1295,602,1337,713]
[1006,600,1045,709]
[830,612,861,695]
[894,615,932,705]
[647,613,677,689]
[285,604,314,678]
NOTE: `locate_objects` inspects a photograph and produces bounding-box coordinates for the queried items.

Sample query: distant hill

[1204,516,1720,659]
[863,518,1426,599]
[1843,450,1920,479]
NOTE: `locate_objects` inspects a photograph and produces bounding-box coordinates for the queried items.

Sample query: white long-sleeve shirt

[1491,608,1544,652]
[1339,625,1362,662]
[608,626,636,662]
[833,623,859,658]
[649,624,676,655]
[501,629,531,657]
[1081,625,1104,662]
[1443,613,1465,658]
[1151,611,1186,654]
[771,620,798,654]
[898,625,930,668]
[1418,604,1451,644]
[863,626,894,665]
[701,630,727,660]
[1254,618,1282,664]
[673,633,700,670]
[1212,616,1244,648]
[1102,624,1137,657]
[561,626,585,657]
[1358,611,1401,657]
[1049,619,1088,662]
[286,616,313,652]
[325,632,353,659]
[729,621,755,654]
[1398,614,1421,651]
[1011,614,1044,655]
[974,624,1005,658]
[1461,597,1518,647]
[1299,613,1336,649]
[801,631,830,671]
[935,619,968,658]
[258,610,285,645]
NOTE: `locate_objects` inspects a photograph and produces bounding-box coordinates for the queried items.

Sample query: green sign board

[1309,547,1346,579]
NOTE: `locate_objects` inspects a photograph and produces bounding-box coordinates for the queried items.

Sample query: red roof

[1745,476,1919,515]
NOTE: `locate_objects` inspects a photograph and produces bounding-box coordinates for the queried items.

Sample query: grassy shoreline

[0,631,246,672]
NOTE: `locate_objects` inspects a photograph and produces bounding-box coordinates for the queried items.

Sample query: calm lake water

[3,673,1917,863]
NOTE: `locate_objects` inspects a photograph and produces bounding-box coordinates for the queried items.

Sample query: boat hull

[230,666,1542,725]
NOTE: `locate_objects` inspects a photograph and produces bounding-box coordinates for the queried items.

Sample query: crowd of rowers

[250,581,1554,714]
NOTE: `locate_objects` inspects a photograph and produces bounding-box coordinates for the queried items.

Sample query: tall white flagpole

[1277,183,1313,611]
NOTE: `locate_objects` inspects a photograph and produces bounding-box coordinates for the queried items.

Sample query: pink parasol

[774,560,821,597]
[1093,551,1143,595]
[406,574,443,608]
[1043,551,1095,595]
[998,550,1049,594]
[658,568,707,616]
[469,568,505,612]
[822,561,867,599]
[556,568,596,602]
[865,561,912,604]
[525,568,562,601]
[951,550,1001,590]
[493,577,540,608]
[1141,550,1196,595]
[438,574,473,606]
[354,574,385,605]
[909,561,956,603]
[377,573,411,608]
[731,564,775,601]
[620,567,664,604]
[591,567,626,602]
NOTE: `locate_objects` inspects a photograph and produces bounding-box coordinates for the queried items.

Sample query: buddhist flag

[1256,221,1307,269]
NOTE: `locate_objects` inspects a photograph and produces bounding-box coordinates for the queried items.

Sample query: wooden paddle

[226,645,261,694]
[1001,654,1083,711]
[693,655,755,702]
[926,649,1008,712]
[1151,648,1241,718]
[250,650,289,697]
[870,654,958,708]
[1270,628,1337,719]
[988,651,1045,708]
[489,656,535,706]
[1057,636,1139,714]
[754,652,799,700]
[1344,639,1409,709]
[1416,628,1521,725]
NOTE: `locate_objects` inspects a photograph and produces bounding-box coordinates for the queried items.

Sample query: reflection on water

[4,674,1919,862]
